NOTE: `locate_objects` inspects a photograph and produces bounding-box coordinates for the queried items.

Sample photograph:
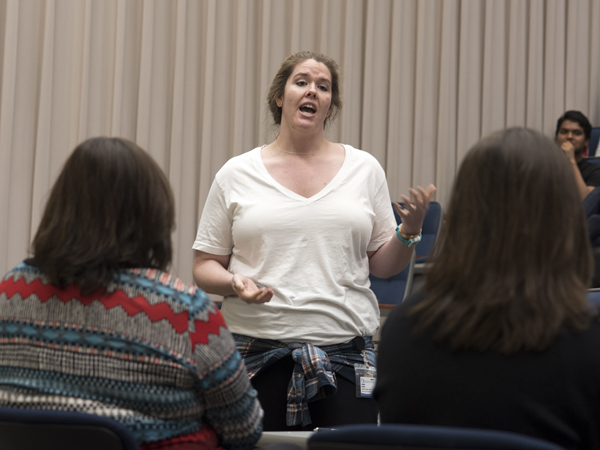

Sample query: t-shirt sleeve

[367,165,397,252]
[192,177,233,255]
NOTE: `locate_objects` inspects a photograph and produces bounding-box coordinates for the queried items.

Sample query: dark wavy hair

[32,137,175,294]
[413,127,593,354]
[555,110,592,141]
[266,50,342,128]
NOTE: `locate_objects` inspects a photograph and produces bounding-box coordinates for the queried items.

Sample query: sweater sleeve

[190,305,263,450]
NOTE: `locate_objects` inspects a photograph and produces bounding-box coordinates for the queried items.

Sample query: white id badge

[354,363,377,398]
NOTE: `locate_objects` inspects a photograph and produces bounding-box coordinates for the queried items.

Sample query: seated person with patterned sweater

[0,137,263,450]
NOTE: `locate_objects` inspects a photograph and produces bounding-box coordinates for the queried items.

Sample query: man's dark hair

[32,137,175,294]
[555,110,592,140]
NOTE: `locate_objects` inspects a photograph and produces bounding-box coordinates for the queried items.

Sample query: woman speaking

[193,51,435,430]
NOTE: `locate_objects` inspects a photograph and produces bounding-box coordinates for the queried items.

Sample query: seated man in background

[556,110,600,249]
[555,110,600,199]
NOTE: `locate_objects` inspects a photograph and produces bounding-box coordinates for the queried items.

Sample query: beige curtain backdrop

[0,0,598,285]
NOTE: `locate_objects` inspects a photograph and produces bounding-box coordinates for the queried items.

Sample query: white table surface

[255,431,314,449]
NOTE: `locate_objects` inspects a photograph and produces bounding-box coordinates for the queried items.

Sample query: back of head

[418,127,592,353]
[32,137,175,294]
[556,110,592,140]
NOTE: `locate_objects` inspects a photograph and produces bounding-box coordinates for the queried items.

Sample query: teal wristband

[395,225,422,248]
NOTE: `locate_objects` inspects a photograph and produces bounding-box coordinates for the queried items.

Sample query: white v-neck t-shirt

[192,145,396,346]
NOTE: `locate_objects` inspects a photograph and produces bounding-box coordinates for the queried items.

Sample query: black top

[374,291,600,450]
[578,159,600,187]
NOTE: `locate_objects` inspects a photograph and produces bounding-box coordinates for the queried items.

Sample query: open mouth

[300,104,316,114]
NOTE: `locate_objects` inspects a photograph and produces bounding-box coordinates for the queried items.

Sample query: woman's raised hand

[231,273,274,304]
[393,184,437,235]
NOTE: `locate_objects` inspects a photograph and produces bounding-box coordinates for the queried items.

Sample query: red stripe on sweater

[0,276,189,333]
[0,275,227,346]
[190,308,227,348]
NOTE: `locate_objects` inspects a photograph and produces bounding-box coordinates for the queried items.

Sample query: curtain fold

[526,0,545,130]
[0,0,598,285]
[435,0,459,198]
[591,0,600,120]
[481,0,507,135]
[413,0,442,188]
[386,0,417,197]
[506,0,527,128]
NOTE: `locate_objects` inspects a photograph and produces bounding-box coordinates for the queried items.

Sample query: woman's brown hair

[32,137,175,294]
[413,127,593,354]
[266,50,342,128]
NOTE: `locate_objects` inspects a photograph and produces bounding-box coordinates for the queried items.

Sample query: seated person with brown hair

[0,137,263,450]
[374,128,600,450]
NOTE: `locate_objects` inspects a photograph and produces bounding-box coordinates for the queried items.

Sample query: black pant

[251,355,379,431]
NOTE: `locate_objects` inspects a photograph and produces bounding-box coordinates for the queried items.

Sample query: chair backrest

[369,252,416,309]
[394,201,443,264]
[0,407,139,450]
[588,127,600,157]
[585,156,600,168]
[587,288,600,306]
[307,423,566,450]
[370,201,443,309]
[417,201,443,263]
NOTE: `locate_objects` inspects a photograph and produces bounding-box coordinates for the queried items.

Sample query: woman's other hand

[193,251,273,303]
[231,274,274,304]
[394,184,437,234]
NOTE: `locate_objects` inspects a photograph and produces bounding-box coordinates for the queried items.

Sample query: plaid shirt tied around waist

[233,333,376,427]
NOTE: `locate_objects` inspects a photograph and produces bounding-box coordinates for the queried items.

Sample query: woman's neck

[276,127,325,155]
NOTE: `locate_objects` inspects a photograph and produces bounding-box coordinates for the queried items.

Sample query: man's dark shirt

[578,158,600,187]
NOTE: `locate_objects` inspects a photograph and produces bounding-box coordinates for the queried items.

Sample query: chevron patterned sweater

[0,261,263,450]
